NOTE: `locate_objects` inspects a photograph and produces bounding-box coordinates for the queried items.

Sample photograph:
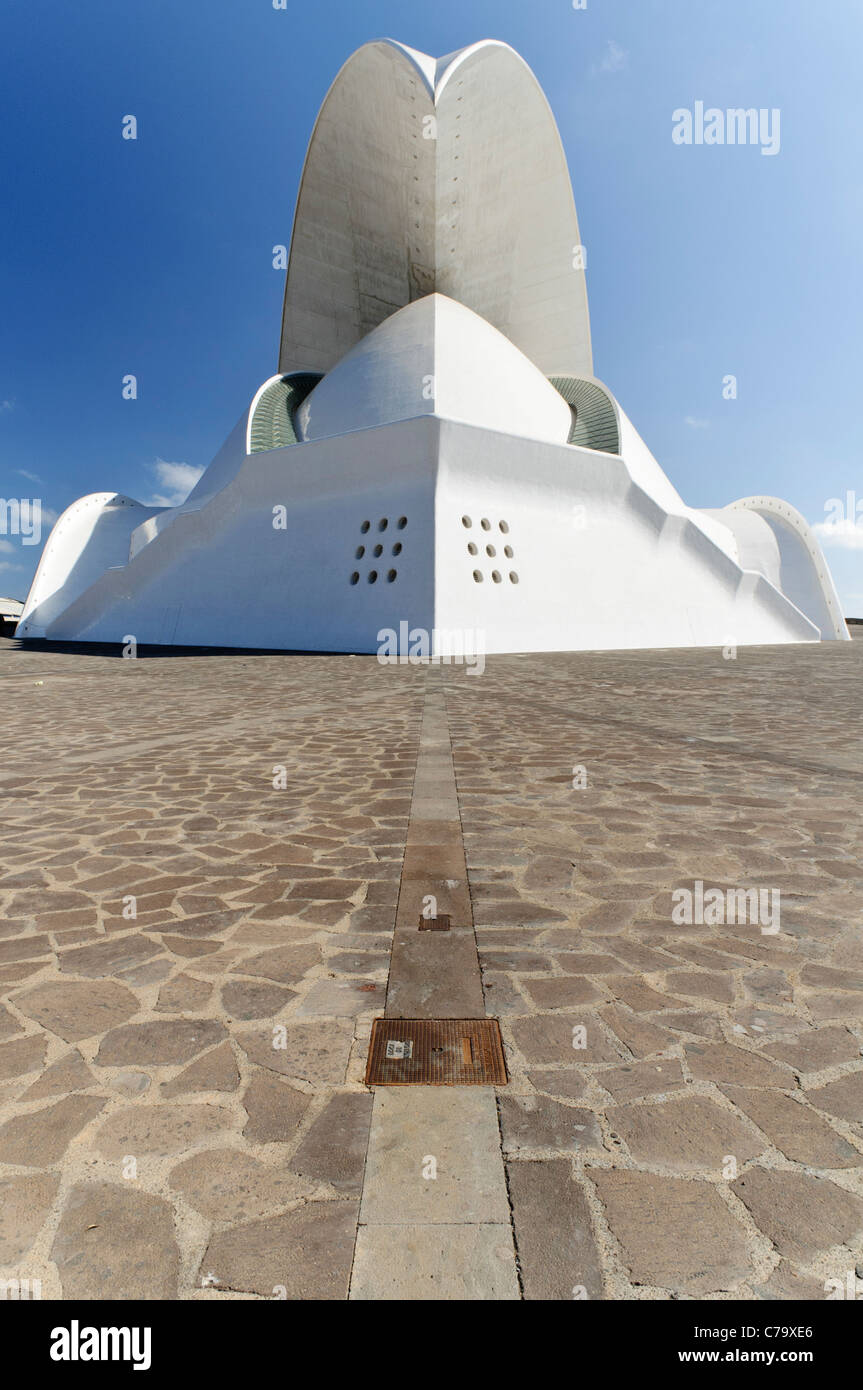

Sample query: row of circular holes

[352,516,407,585]
[351,570,396,585]
[469,542,513,559]
[474,569,518,584]
[462,516,508,533]
[362,517,407,533]
[358,541,402,559]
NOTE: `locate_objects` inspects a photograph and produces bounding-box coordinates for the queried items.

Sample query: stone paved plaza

[1,633,862,1300]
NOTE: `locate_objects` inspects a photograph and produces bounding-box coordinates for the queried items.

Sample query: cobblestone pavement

[0,642,423,1299]
[446,637,863,1299]
[1,634,862,1300]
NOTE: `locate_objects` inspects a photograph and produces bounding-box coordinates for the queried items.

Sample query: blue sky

[2,0,862,611]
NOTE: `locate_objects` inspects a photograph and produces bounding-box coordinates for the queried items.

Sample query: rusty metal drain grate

[365,1018,507,1086]
[418,913,451,931]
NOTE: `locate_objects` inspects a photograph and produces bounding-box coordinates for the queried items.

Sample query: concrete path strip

[385,684,484,1019]
[350,673,519,1300]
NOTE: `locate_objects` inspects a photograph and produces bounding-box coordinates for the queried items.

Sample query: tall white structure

[17,40,848,652]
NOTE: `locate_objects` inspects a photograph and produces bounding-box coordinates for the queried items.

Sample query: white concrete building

[17,39,848,653]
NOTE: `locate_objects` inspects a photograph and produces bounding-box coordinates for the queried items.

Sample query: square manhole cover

[365,1018,507,1086]
[418,913,451,931]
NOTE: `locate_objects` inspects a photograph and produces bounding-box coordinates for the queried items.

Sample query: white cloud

[0,540,14,553]
[0,399,14,413]
[16,468,42,483]
[684,416,710,430]
[147,459,204,508]
[812,519,863,550]
[593,40,628,75]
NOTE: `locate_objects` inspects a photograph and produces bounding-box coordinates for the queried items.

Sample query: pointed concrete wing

[278,39,592,379]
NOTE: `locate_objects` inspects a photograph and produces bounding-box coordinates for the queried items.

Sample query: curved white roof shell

[296,294,572,444]
[702,496,849,641]
[278,39,592,380]
[17,493,164,634]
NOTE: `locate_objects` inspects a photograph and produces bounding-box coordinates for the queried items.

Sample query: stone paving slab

[506,1159,604,1299]
[350,1223,520,1300]
[357,1068,511,1229]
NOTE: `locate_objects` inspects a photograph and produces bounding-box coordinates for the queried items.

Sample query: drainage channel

[349,670,519,1300]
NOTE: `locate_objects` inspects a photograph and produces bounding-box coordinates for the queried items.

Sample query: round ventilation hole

[467,542,478,556]
[461,515,472,528]
[486,544,496,557]
[492,570,502,583]
[499,520,510,533]
[356,545,365,559]
[360,520,370,533]
[368,570,378,584]
[509,571,519,584]
[373,544,383,557]
[398,516,408,529]
[504,545,514,558]
[378,518,388,531]
[392,542,402,556]
[480,518,491,531]
[350,572,360,585]
[472,570,483,583]
[387,569,397,583]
